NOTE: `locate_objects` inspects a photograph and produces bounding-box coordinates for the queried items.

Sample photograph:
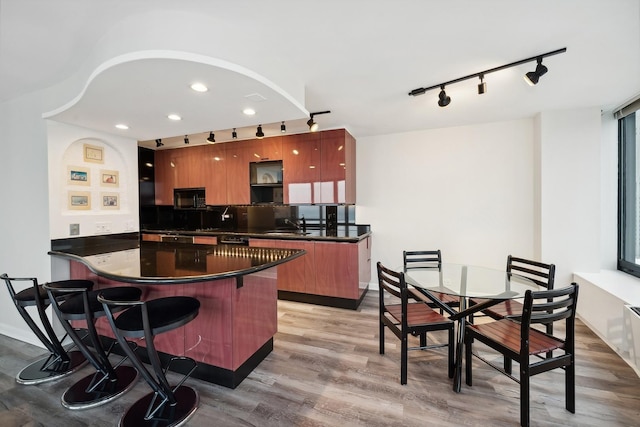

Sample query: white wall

[47,121,139,239]
[357,118,536,274]
[0,94,54,345]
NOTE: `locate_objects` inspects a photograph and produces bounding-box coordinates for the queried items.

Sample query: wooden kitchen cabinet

[282,133,321,204]
[193,236,218,245]
[224,141,251,205]
[247,136,282,161]
[250,236,370,308]
[249,239,314,293]
[319,129,356,204]
[202,143,227,205]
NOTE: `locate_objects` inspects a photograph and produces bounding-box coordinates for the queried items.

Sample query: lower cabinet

[249,236,371,309]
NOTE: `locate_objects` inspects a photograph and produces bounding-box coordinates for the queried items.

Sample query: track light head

[524,58,548,86]
[307,110,331,132]
[232,128,237,139]
[281,121,286,133]
[438,86,451,107]
[477,75,486,95]
[256,125,264,139]
[207,132,215,143]
[155,139,163,148]
[307,117,318,132]
[184,135,189,145]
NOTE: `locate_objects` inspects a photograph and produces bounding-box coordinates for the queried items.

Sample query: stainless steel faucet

[285,216,306,232]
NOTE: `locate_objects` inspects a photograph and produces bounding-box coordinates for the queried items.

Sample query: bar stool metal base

[62,365,138,410]
[16,350,86,385]
[119,385,198,427]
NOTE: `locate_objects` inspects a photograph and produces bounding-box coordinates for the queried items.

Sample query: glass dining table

[403,263,543,392]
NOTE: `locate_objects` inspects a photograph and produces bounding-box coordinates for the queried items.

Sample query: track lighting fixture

[408,47,566,103]
[438,85,451,107]
[207,132,215,143]
[477,74,486,94]
[155,139,163,148]
[281,121,286,133]
[307,110,331,132]
[524,57,548,86]
[232,128,237,139]
[256,124,264,139]
[184,135,189,145]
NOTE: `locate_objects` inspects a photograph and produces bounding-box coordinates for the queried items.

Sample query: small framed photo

[67,166,90,186]
[100,169,119,187]
[101,192,119,210]
[83,143,104,164]
[68,191,91,210]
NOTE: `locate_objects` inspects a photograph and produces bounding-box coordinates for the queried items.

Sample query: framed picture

[100,169,119,187]
[67,166,90,186]
[101,192,119,210]
[83,143,104,163]
[68,191,91,210]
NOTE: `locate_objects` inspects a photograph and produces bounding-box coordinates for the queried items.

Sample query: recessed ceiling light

[190,83,208,92]
[243,108,256,116]
[167,114,182,121]
[115,124,129,130]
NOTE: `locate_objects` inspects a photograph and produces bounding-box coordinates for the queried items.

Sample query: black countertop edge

[141,226,372,242]
[48,246,306,285]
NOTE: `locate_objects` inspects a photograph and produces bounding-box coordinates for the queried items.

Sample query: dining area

[377,251,579,427]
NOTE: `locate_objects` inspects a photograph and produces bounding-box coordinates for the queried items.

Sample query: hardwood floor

[1,291,639,426]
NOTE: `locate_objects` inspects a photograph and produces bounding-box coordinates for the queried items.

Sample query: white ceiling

[2,1,639,150]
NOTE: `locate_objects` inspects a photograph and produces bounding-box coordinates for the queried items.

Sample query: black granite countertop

[142,224,371,242]
[49,237,305,285]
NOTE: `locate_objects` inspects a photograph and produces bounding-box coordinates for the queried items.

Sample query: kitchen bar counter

[141,224,371,243]
[49,234,304,388]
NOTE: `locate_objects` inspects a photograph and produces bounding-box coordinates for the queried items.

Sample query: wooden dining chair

[464,283,579,427]
[470,255,556,373]
[378,261,454,385]
[403,250,460,312]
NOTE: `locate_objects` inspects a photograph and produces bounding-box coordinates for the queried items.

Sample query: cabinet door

[249,239,314,293]
[313,241,359,299]
[225,141,251,205]
[320,129,353,204]
[141,233,162,242]
[249,136,282,161]
[154,149,175,205]
[282,133,321,204]
[203,144,227,205]
[185,145,207,188]
[193,236,217,245]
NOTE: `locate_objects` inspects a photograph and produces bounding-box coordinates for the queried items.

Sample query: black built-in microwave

[174,188,206,209]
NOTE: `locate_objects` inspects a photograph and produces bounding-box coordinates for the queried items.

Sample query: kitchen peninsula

[49,233,305,388]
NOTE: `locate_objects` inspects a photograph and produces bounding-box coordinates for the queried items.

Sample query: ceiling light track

[408,47,567,104]
[308,110,331,132]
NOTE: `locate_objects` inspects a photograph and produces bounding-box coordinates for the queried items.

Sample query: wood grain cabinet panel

[193,236,217,245]
[314,241,360,299]
[249,239,315,293]
[154,149,175,205]
[203,143,227,205]
[320,129,356,204]
[224,141,251,205]
[282,133,321,204]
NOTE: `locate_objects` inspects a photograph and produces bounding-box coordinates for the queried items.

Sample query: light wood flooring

[1,291,639,426]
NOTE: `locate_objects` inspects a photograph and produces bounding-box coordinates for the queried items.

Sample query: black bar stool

[43,281,142,409]
[2,274,87,385]
[99,294,200,427]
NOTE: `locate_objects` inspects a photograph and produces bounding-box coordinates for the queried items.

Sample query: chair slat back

[521,284,579,341]
[507,255,555,289]
[403,250,441,270]
[377,261,405,300]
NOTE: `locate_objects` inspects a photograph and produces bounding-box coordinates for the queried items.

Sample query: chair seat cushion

[467,319,564,355]
[386,303,451,327]
[114,296,200,338]
[60,286,142,319]
[471,298,523,319]
[14,285,49,304]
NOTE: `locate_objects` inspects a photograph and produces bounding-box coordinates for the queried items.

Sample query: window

[618,108,640,277]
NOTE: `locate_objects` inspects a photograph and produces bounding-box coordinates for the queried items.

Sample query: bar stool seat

[99,295,200,427]
[3,274,87,385]
[44,282,142,410]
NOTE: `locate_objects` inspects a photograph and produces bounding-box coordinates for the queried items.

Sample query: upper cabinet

[153,129,354,206]
[282,129,356,204]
